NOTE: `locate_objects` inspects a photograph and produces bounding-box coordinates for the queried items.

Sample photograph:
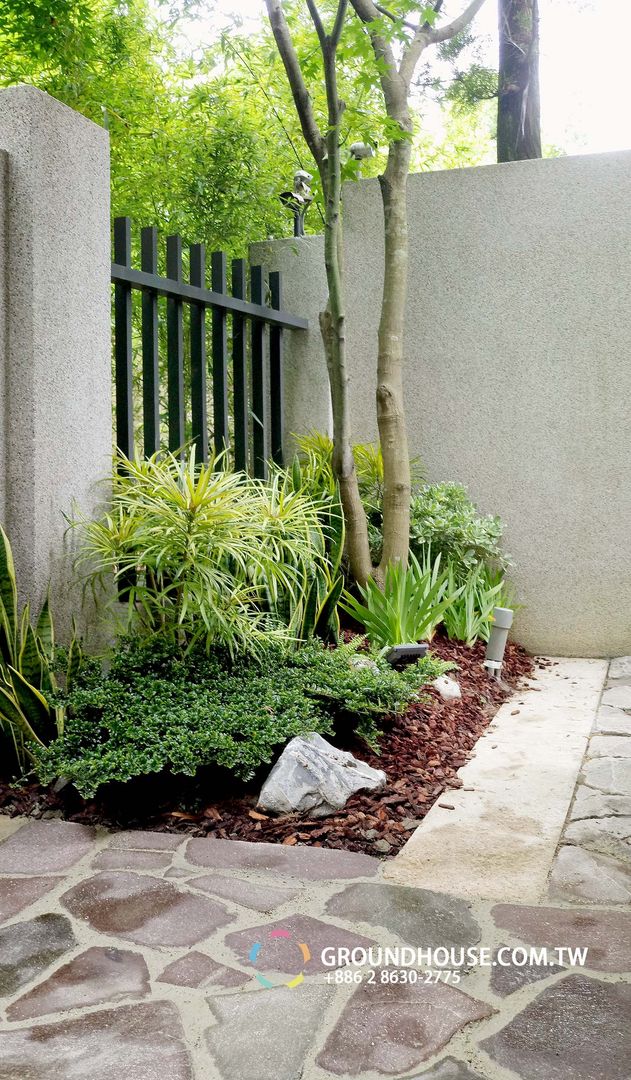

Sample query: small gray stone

[432,676,462,701]
[609,656,631,681]
[373,839,392,853]
[583,758,631,796]
[548,846,631,904]
[588,736,631,759]
[595,707,631,735]
[564,816,631,862]
[257,732,386,818]
[570,787,631,820]
[601,685,631,711]
[350,655,381,675]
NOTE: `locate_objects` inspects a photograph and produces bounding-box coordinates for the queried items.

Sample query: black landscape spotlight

[384,643,429,669]
[279,170,314,237]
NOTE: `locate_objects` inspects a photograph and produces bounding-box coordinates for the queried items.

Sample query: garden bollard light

[484,607,514,678]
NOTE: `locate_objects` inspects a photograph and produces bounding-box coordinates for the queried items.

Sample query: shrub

[35,638,449,798]
[76,448,343,656]
[340,553,461,650]
[409,483,507,573]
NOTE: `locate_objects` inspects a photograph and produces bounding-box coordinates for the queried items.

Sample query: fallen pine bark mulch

[0,633,536,858]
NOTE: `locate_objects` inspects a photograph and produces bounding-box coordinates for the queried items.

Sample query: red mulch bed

[0,634,536,858]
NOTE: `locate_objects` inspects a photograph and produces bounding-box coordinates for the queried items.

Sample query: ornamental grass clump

[77,448,344,655]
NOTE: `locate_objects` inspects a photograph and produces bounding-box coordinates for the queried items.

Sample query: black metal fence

[111,217,308,477]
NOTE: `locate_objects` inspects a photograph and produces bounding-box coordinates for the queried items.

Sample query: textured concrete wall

[261,151,631,657]
[0,86,112,635]
[0,151,7,525]
[250,235,331,456]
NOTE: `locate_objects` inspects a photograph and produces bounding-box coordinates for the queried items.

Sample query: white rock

[432,675,462,701]
[257,733,386,818]
[349,655,381,676]
[609,656,631,680]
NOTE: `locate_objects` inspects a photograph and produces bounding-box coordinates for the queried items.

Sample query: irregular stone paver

[325,882,480,952]
[609,656,631,680]
[490,944,564,996]
[601,685,631,711]
[316,973,493,1076]
[0,821,94,875]
[0,914,75,996]
[564,815,631,861]
[594,707,631,735]
[226,913,376,975]
[107,830,183,851]
[481,975,631,1079]
[0,1000,193,1080]
[190,872,299,912]
[7,946,150,1020]
[570,788,631,819]
[158,951,250,989]
[0,876,60,923]
[186,837,379,880]
[408,1059,488,1079]
[92,850,173,871]
[588,735,631,758]
[492,904,631,972]
[548,845,631,904]
[583,757,631,795]
[61,871,234,948]
[206,985,334,1080]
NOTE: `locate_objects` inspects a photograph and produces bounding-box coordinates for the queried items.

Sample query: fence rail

[111,216,308,477]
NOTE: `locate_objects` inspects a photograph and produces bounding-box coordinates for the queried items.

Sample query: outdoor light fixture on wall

[279,170,313,237]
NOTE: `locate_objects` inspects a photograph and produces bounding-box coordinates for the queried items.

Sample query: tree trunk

[320,38,372,586]
[376,135,412,579]
[497,0,541,161]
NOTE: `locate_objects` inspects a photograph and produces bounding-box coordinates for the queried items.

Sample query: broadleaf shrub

[36,638,450,798]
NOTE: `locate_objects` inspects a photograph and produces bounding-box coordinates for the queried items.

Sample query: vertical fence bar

[113,217,134,458]
[231,259,248,473]
[141,226,160,456]
[250,265,267,479]
[211,251,229,458]
[166,234,185,454]
[190,243,209,462]
[269,271,284,467]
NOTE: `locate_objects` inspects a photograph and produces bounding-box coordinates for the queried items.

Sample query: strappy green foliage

[340,552,461,651]
[0,526,82,769]
[77,448,344,655]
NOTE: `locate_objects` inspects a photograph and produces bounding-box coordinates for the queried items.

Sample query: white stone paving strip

[383,657,608,903]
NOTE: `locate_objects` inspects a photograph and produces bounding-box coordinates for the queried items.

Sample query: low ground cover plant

[35,637,449,798]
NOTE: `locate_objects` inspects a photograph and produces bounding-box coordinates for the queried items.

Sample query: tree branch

[264,0,326,167]
[427,0,487,44]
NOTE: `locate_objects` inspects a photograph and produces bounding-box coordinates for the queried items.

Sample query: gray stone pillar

[0,86,112,636]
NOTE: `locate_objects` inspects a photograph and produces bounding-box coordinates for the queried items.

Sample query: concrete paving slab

[383,659,607,902]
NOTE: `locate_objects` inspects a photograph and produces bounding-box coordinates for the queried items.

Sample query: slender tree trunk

[320,39,372,585]
[376,134,412,579]
[497,0,541,161]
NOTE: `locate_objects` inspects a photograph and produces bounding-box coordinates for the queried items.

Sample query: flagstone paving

[0,660,630,1078]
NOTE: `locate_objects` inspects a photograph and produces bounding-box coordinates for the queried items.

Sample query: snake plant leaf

[314,575,344,642]
[36,592,54,658]
[0,683,45,751]
[7,665,51,734]
[18,622,43,688]
[0,525,18,659]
